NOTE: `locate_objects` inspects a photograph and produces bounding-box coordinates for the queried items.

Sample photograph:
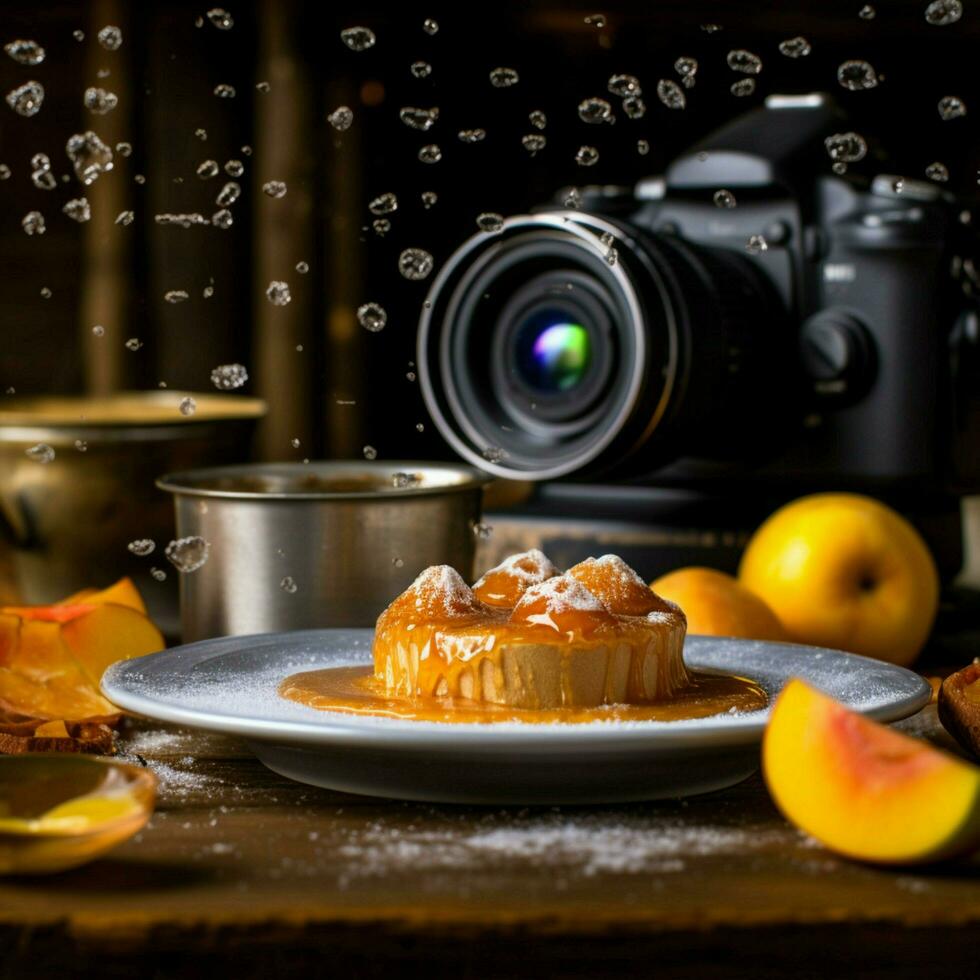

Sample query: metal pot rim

[157,460,493,501]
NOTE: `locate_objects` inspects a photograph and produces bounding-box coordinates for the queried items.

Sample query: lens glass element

[514,310,592,394]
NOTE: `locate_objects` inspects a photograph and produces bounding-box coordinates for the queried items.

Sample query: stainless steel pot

[0,392,266,636]
[157,461,489,641]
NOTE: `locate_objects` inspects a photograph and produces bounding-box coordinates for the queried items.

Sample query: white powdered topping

[473,548,558,591]
[513,573,605,616]
[409,564,480,617]
[591,553,648,588]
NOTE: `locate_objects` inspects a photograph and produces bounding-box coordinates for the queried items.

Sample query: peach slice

[59,603,164,689]
[764,679,980,863]
[57,577,147,615]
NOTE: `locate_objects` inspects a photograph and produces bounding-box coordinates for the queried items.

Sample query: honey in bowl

[279,550,768,723]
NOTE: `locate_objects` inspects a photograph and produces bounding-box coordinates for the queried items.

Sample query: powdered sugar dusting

[512,573,606,617]
[473,548,558,590]
[333,810,793,880]
[407,565,481,617]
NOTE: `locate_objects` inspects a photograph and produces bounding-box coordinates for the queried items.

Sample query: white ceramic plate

[102,629,930,804]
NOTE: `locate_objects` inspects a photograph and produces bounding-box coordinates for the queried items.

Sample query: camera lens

[514,314,590,394]
[418,213,785,479]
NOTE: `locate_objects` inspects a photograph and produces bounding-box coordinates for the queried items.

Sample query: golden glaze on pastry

[372,551,689,709]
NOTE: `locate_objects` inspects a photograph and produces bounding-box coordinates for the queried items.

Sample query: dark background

[1,0,978,464]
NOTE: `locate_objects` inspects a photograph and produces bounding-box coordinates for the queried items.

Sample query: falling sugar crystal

[939,95,966,120]
[398,248,434,281]
[63,198,91,222]
[746,234,768,254]
[779,36,811,58]
[637,139,650,155]
[423,18,439,34]
[563,188,582,209]
[926,161,950,182]
[369,192,397,215]
[207,8,234,29]
[40,287,51,298]
[837,60,878,91]
[859,5,876,18]
[575,145,599,166]
[584,13,606,27]
[124,338,143,351]
[372,219,391,236]
[0,165,10,180]
[97,26,122,50]
[73,30,84,42]
[600,231,617,266]
[66,131,113,185]
[656,79,686,110]
[674,58,698,87]
[410,61,432,78]
[197,159,219,179]
[727,49,762,74]
[25,443,54,464]
[357,302,387,332]
[266,281,291,306]
[224,160,244,177]
[392,557,404,567]
[155,213,209,227]
[84,87,117,114]
[5,40,45,66]
[489,67,519,88]
[623,97,646,119]
[128,539,155,556]
[529,110,547,129]
[215,181,241,206]
[178,397,196,416]
[22,211,45,236]
[150,567,166,582]
[74,440,87,452]
[392,472,422,489]
[472,522,494,540]
[825,131,867,163]
[341,26,376,52]
[363,445,378,460]
[296,261,309,273]
[421,191,438,208]
[522,134,546,154]
[195,128,207,140]
[212,209,233,229]
[165,536,210,573]
[477,212,504,233]
[6,80,44,117]
[210,363,248,390]
[418,144,442,163]
[458,129,486,143]
[731,79,756,97]
[578,97,614,124]
[214,84,236,98]
[164,290,189,303]
[115,141,132,156]
[31,155,56,191]
[256,81,270,93]
[482,447,507,463]
[925,1,963,26]
[399,106,439,130]
[328,106,353,131]
[115,210,134,225]
[608,74,641,98]
[262,180,287,198]
[92,325,105,336]
[280,576,298,594]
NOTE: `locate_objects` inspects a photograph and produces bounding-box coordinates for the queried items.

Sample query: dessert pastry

[373,550,688,709]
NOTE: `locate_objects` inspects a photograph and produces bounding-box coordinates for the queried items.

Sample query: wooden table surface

[2,702,979,979]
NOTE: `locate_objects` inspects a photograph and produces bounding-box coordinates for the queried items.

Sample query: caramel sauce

[279,665,768,725]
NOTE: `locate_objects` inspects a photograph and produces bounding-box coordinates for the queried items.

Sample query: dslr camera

[418,94,980,494]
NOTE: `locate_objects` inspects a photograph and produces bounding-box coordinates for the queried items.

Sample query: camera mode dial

[799,310,875,405]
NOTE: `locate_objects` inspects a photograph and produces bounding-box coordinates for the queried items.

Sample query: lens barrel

[418,212,784,480]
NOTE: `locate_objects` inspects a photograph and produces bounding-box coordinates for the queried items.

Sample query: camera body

[418,94,980,495]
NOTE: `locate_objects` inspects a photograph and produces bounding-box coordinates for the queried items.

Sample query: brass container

[157,461,488,641]
[0,392,266,637]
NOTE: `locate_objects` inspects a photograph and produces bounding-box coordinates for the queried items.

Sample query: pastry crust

[373,552,689,709]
